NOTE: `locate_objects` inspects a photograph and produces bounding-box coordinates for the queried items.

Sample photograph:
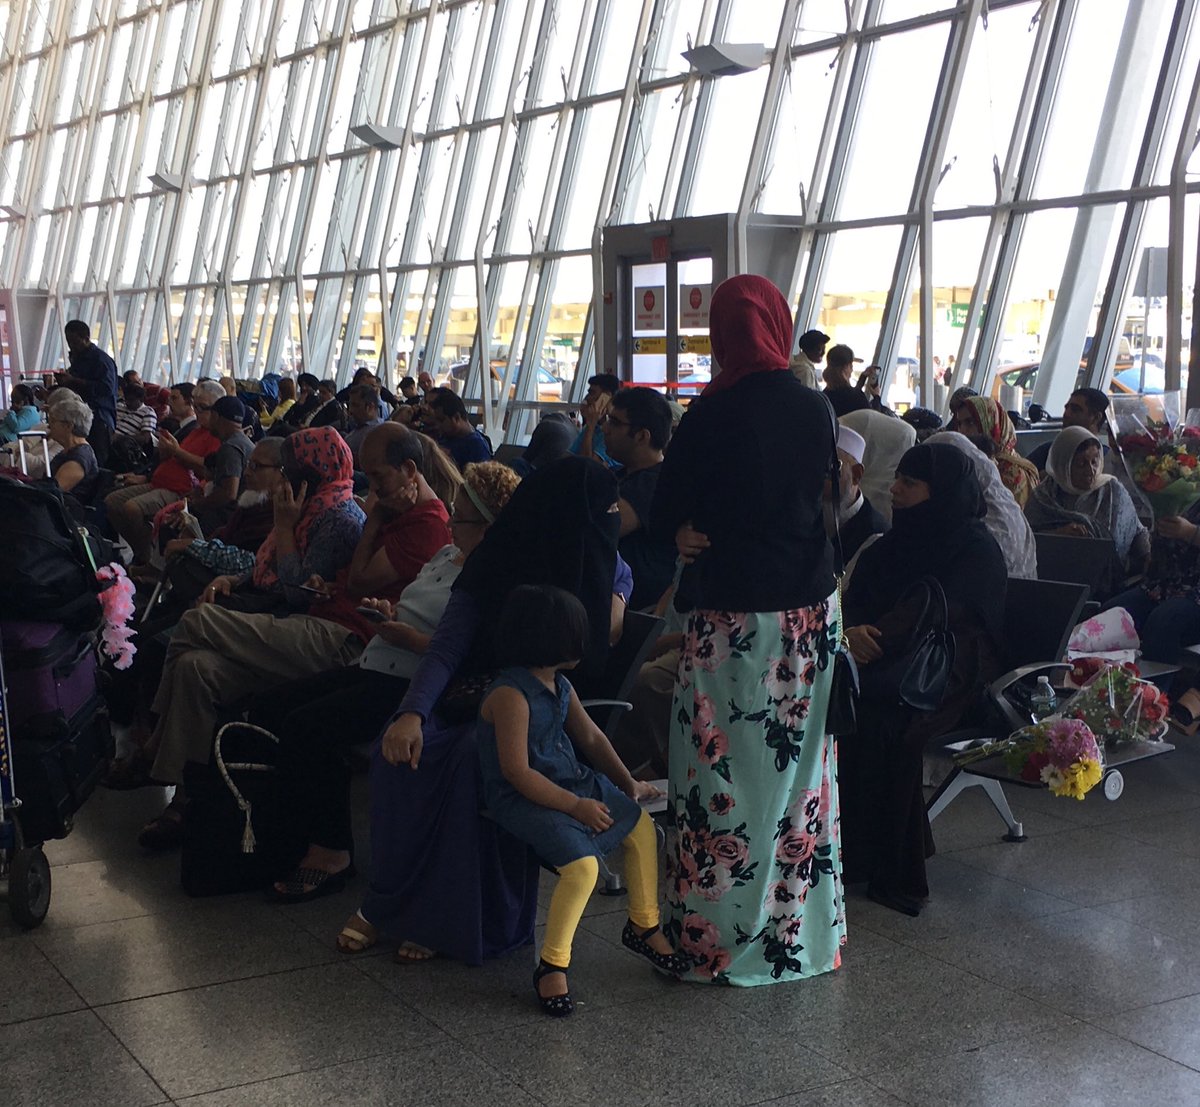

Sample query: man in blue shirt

[570,372,622,470]
[62,319,119,432]
[426,388,492,469]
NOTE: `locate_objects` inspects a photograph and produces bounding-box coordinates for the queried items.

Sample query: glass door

[626,254,712,399]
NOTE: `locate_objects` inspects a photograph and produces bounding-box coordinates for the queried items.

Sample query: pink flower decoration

[95,563,138,670]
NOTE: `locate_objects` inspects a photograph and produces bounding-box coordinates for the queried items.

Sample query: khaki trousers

[104,483,178,562]
[149,603,363,783]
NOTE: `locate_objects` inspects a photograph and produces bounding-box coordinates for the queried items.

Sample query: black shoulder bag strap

[821,395,860,737]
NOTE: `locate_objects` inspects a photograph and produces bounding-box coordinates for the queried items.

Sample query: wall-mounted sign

[634,285,665,330]
[679,283,711,329]
[633,336,667,354]
[679,334,711,355]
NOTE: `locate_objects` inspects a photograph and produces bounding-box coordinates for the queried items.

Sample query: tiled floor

[5,737,1200,1106]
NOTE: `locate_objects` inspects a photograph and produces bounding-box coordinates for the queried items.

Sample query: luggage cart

[0,649,52,929]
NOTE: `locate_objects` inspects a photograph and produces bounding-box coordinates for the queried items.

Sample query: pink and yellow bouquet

[1002,718,1104,800]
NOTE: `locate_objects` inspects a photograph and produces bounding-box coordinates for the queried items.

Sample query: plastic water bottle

[1030,676,1058,720]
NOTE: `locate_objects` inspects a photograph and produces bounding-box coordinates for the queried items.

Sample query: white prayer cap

[837,424,866,465]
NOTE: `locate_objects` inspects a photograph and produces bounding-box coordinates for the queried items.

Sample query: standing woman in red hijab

[651,275,846,986]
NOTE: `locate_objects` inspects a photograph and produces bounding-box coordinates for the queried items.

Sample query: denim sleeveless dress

[478,667,641,867]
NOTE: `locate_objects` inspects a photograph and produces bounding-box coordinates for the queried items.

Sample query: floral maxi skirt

[666,599,846,986]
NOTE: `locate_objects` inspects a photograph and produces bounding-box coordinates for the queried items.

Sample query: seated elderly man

[825,424,889,560]
[104,379,223,563]
[138,423,451,850]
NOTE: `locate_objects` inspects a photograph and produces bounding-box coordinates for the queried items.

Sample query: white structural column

[871,0,983,404]
[792,0,882,335]
[733,0,803,272]
[948,0,1078,399]
[1170,43,1200,402]
[590,0,675,380]
[499,0,601,439]
[1032,0,1173,410]
[462,0,540,420]
[1088,0,1198,392]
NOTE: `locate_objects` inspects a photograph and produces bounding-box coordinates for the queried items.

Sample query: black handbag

[436,669,498,725]
[860,576,956,712]
[180,722,301,896]
[821,396,859,738]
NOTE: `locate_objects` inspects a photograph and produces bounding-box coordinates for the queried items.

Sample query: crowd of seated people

[13,297,1200,1018]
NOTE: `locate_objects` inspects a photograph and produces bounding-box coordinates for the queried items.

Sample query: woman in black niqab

[840,443,1008,915]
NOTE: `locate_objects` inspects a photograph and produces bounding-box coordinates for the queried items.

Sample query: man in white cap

[824,423,888,559]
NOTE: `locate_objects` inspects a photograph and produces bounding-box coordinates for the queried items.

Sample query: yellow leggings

[540,810,659,969]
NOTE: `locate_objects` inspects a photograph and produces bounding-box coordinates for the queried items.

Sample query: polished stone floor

[4,733,1200,1107]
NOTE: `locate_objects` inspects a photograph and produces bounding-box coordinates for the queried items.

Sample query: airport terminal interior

[3,0,1200,1104]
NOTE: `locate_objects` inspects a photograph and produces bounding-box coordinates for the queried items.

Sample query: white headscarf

[928,429,1039,579]
[839,409,916,525]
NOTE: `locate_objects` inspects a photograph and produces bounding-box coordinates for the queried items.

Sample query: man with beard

[825,424,888,560]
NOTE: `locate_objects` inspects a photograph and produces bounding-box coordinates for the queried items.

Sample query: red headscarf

[253,427,355,588]
[703,274,794,396]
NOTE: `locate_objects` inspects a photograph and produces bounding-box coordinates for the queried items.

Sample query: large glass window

[0,0,1192,429]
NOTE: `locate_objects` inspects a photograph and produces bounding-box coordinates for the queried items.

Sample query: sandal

[101,755,159,791]
[268,864,356,905]
[393,941,437,965]
[620,921,692,976]
[137,806,185,851]
[1171,689,1200,733]
[533,960,574,1018]
[337,912,377,955]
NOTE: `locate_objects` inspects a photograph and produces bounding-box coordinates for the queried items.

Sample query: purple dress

[361,591,541,965]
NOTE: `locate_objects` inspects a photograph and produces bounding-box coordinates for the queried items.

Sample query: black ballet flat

[620,921,693,976]
[533,960,574,1018]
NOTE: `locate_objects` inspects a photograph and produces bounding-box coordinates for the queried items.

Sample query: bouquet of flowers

[1113,398,1200,519]
[952,662,1167,796]
[1001,718,1104,800]
[1060,660,1169,749]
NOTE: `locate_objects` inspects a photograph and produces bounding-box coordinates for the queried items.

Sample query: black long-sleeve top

[650,369,836,613]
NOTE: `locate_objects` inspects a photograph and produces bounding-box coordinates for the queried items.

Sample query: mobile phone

[355,605,388,623]
[299,584,327,596]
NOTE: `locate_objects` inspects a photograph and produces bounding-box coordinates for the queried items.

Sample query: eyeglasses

[194,402,213,412]
[604,414,631,430]
[247,461,284,473]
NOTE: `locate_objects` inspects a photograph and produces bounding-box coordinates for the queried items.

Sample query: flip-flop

[268,864,355,905]
[137,808,185,851]
[393,941,437,964]
[337,913,377,955]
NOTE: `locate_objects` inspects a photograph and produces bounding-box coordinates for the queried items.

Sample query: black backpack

[0,476,112,627]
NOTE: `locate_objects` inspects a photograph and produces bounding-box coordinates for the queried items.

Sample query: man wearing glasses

[104,379,225,566]
[602,386,677,611]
